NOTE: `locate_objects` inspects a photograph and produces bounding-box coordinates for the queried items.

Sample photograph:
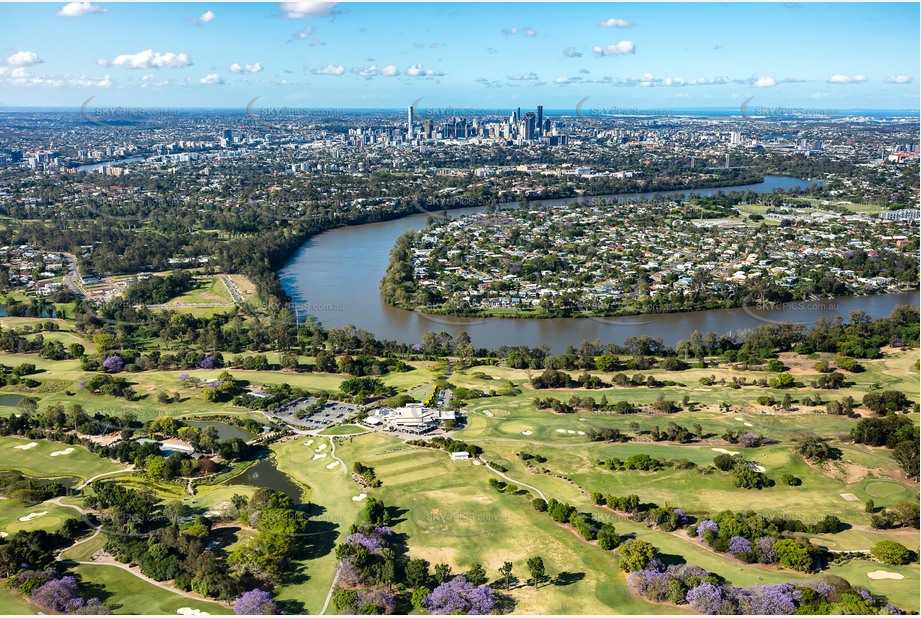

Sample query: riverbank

[402,289,919,321]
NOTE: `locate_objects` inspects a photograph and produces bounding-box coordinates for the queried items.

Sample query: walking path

[480,457,546,502]
[76,466,134,490]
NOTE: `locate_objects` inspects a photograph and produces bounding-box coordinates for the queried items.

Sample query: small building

[450,451,469,461]
[367,403,456,434]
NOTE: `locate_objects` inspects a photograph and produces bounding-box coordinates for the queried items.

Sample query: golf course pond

[227,458,303,503]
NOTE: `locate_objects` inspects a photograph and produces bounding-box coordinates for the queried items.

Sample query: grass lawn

[0,499,77,535]
[0,588,36,615]
[271,437,363,615]
[334,433,686,614]
[0,435,124,481]
[319,424,368,435]
[71,564,232,615]
[164,277,234,306]
[825,559,920,612]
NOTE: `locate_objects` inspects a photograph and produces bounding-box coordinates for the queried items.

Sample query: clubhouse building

[364,403,456,434]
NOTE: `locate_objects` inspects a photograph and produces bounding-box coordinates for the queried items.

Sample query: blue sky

[0,2,918,110]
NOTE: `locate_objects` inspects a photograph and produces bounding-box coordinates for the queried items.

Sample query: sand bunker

[305,439,314,447]
[0,532,8,538]
[19,511,47,522]
[50,448,75,457]
[176,608,210,616]
[743,422,753,427]
[325,461,339,469]
[734,417,744,421]
[352,493,367,501]
[752,465,766,473]
[711,448,740,456]
[567,430,576,434]
[316,443,327,452]
[555,429,566,433]
[839,493,860,501]
[14,442,38,450]
[312,453,328,460]
[577,431,586,435]
[867,570,904,580]
[483,410,494,417]
[521,431,533,436]
[472,460,482,466]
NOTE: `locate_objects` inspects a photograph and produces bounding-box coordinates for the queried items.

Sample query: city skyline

[0,2,918,110]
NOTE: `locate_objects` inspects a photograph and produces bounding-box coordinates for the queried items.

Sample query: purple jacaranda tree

[200,355,217,370]
[697,519,719,541]
[102,355,123,373]
[233,589,277,615]
[31,576,84,613]
[728,536,753,559]
[423,576,496,615]
[355,589,397,614]
[345,533,385,552]
[686,582,724,614]
[755,537,778,563]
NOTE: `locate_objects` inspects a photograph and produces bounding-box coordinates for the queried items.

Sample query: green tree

[465,563,487,586]
[498,561,514,590]
[773,539,813,571]
[617,539,658,572]
[526,556,546,588]
[405,558,430,588]
[434,563,451,584]
[870,540,912,565]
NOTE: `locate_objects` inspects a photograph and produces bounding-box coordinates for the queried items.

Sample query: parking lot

[269,397,358,431]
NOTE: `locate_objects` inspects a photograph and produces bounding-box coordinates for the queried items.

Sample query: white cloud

[599,18,631,27]
[352,65,378,77]
[502,27,518,36]
[230,62,263,74]
[884,74,912,84]
[57,2,105,17]
[508,72,539,81]
[112,50,193,69]
[828,74,867,84]
[280,2,338,18]
[753,76,776,87]
[97,74,111,87]
[10,67,28,80]
[311,64,344,75]
[592,41,635,56]
[563,47,583,58]
[380,64,399,77]
[294,25,316,39]
[96,58,108,67]
[523,28,536,37]
[7,51,43,67]
[664,76,686,86]
[404,63,443,77]
[191,10,215,25]
[199,73,223,85]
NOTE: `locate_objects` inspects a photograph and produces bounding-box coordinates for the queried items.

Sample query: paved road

[62,253,86,299]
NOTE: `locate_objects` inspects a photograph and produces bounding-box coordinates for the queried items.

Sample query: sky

[0,2,918,110]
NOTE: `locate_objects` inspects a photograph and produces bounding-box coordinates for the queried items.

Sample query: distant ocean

[0,104,921,118]
[1,106,919,118]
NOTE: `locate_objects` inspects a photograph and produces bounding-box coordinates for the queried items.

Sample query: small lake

[0,394,24,407]
[227,458,303,502]
[187,421,255,442]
